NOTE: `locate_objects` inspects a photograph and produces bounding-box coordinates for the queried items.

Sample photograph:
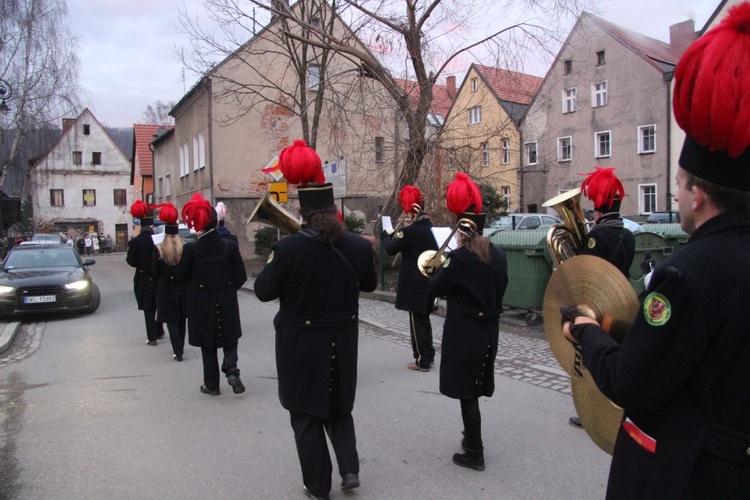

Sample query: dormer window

[471,78,479,92]
[596,50,606,65]
[563,60,572,76]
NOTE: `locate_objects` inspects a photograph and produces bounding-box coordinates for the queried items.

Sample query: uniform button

[332,342,336,347]
[305,320,311,326]
[331,355,336,359]
[351,314,356,320]
[479,312,484,317]
[747,446,750,456]
[199,284,204,288]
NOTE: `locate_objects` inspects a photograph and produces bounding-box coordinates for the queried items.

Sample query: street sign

[269,182,288,203]
[323,158,347,198]
[261,155,283,181]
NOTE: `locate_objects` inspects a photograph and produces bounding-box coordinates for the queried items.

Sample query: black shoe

[452,451,485,471]
[227,375,245,394]
[146,340,157,346]
[569,416,583,428]
[303,485,329,499]
[199,384,220,396]
[340,472,360,491]
[173,354,183,362]
[407,362,430,372]
[156,334,165,340]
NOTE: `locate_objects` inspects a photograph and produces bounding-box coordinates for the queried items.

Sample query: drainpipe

[518,125,524,212]
[664,71,674,217]
[207,78,214,202]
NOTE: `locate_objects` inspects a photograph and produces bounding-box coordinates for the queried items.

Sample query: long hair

[461,232,491,265]
[157,234,184,266]
[301,206,346,245]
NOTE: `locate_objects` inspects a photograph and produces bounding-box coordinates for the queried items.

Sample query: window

[375,136,384,163]
[157,177,163,199]
[180,143,189,177]
[593,81,608,107]
[83,124,90,135]
[563,88,577,113]
[114,189,127,206]
[481,142,489,167]
[92,152,102,165]
[596,50,606,65]
[558,136,572,162]
[198,132,206,169]
[502,186,510,210]
[193,136,200,172]
[595,131,611,158]
[501,138,510,164]
[82,189,96,207]
[563,59,572,75]
[471,77,479,92]
[640,184,657,214]
[307,65,321,91]
[50,189,64,207]
[638,125,656,154]
[524,141,538,165]
[165,174,171,198]
[73,151,82,166]
[468,106,482,125]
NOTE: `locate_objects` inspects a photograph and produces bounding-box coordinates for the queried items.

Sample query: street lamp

[0,79,13,114]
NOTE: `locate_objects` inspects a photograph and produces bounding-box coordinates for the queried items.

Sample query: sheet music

[151,232,165,245]
[431,227,457,252]
[381,216,394,233]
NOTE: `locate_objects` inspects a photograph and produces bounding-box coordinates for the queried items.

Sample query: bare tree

[142,100,177,126]
[0,0,80,194]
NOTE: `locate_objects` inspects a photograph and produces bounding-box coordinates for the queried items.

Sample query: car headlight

[0,285,14,294]
[65,280,89,291]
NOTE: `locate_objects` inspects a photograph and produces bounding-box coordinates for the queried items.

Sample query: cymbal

[543,255,638,377]
[572,370,623,455]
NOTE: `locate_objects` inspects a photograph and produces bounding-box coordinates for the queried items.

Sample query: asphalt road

[0,253,610,499]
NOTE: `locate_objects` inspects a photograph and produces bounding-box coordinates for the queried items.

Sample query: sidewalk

[0,321,21,354]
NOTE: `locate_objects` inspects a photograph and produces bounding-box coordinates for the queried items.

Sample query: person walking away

[152,203,187,361]
[126,201,160,345]
[177,193,247,396]
[254,140,377,500]
[429,173,508,472]
[214,201,239,243]
[381,185,438,371]
[568,166,635,429]
[561,6,750,497]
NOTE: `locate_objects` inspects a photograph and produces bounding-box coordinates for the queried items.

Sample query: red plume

[181,193,213,232]
[580,166,624,210]
[156,203,178,225]
[130,200,148,218]
[398,185,424,214]
[278,139,326,185]
[446,173,483,215]
[674,3,750,157]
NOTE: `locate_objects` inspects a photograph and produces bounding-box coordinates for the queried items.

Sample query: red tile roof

[473,65,543,105]
[394,78,454,118]
[133,124,173,176]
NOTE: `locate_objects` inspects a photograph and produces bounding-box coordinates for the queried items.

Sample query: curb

[0,322,21,354]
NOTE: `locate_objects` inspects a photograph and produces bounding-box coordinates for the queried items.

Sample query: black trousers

[290,411,359,497]
[167,321,186,357]
[200,343,239,391]
[460,397,483,450]
[143,309,159,341]
[409,311,435,367]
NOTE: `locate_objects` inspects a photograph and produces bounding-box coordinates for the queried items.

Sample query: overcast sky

[68,0,720,128]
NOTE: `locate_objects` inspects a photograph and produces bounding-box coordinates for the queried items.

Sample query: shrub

[345,213,365,233]
[254,226,280,258]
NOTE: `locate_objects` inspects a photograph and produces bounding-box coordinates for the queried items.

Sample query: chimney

[670,19,696,55]
[62,118,75,134]
[446,75,457,100]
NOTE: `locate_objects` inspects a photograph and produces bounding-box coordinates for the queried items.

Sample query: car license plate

[24,295,56,304]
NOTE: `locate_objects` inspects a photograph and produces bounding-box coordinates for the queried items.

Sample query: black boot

[453,447,485,471]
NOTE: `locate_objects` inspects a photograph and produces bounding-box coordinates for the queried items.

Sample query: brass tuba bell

[541,187,588,268]
[246,189,301,234]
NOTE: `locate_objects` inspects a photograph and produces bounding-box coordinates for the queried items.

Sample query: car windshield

[4,248,80,269]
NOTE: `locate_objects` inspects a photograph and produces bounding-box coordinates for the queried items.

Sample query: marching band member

[126,200,160,345]
[381,185,438,371]
[215,201,239,243]
[562,5,750,496]
[254,139,376,500]
[429,173,508,471]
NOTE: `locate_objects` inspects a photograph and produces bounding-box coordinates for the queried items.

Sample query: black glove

[559,305,586,327]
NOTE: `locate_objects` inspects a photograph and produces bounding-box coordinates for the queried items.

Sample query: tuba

[541,188,588,268]
[246,189,301,234]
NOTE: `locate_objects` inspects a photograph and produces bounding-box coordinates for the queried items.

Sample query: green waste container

[489,229,552,325]
[641,223,689,251]
[628,232,673,296]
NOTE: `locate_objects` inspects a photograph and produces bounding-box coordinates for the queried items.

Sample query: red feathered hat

[673,3,750,190]
[446,173,485,234]
[130,200,153,226]
[398,185,424,214]
[580,166,625,212]
[155,203,179,235]
[278,139,334,210]
[181,193,216,233]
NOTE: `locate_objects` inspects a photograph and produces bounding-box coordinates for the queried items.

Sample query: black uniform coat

[576,210,750,498]
[151,250,186,324]
[582,212,635,277]
[126,227,158,311]
[254,227,377,418]
[430,243,508,399]
[381,216,438,313]
[176,230,247,349]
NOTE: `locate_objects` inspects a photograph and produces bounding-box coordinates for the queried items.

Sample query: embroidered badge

[266,250,274,264]
[442,257,451,268]
[643,292,670,326]
[587,238,596,249]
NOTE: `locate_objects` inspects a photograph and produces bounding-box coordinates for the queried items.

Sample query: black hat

[298,183,335,210]
[457,211,486,235]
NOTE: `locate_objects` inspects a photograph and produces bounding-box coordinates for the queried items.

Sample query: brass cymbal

[571,370,623,455]
[543,255,638,377]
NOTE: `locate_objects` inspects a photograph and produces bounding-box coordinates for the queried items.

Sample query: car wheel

[86,283,101,313]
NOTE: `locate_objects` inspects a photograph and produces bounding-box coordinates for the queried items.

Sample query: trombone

[417,218,475,277]
[384,203,422,236]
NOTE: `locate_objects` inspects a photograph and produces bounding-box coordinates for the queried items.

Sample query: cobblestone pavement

[0,322,44,370]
